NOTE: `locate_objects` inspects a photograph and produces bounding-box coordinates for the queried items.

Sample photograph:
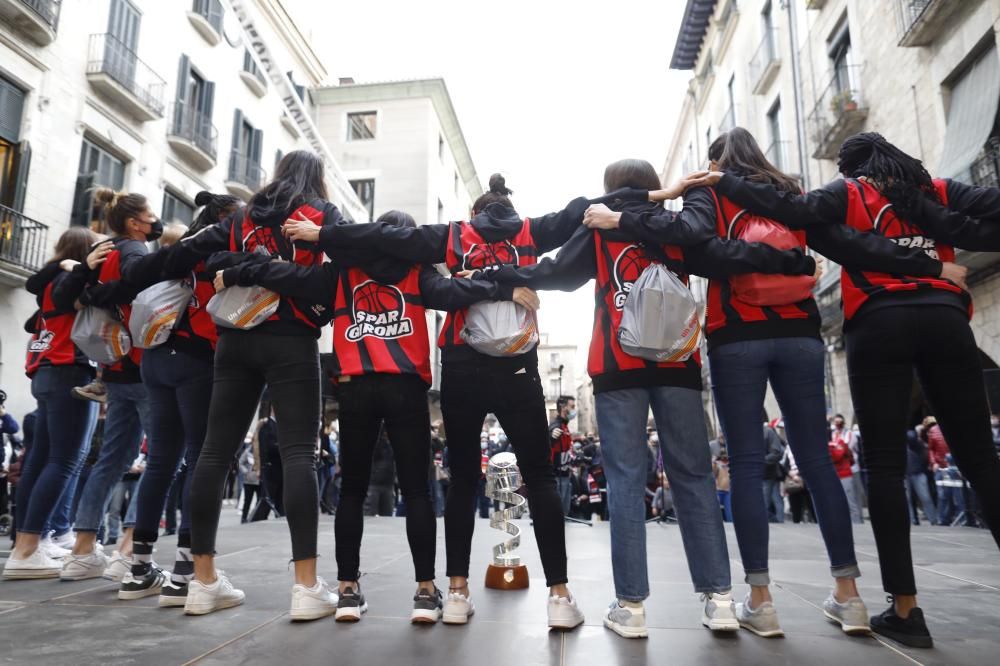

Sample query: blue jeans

[718,490,732,522]
[710,337,859,586]
[556,475,573,516]
[936,471,966,524]
[74,381,151,532]
[132,347,213,544]
[106,478,138,541]
[762,479,784,523]
[15,365,97,534]
[596,385,731,600]
[906,472,938,525]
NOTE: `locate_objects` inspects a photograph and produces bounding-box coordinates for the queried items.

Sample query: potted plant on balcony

[830,91,858,114]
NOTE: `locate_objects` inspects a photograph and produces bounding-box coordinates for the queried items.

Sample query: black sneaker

[158,579,188,608]
[335,585,368,622]
[870,598,933,648]
[118,564,167,600]
[411,587,443,624]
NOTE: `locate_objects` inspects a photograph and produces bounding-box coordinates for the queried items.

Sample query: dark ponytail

[188,191,241,237]
[472,173,514,214]
[837,132,940,215]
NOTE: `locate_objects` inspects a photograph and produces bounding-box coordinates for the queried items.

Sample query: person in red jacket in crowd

[924,417,951,471]
[828,432,861,524]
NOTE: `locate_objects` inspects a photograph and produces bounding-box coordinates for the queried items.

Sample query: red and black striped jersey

[331,264,431,385]
[164,261,219,358]
[25,274,89,377]
[841,179,970,321]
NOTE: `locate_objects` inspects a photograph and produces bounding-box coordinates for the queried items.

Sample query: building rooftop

[670,0,718,70]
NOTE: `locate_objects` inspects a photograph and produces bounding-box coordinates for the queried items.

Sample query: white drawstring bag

[460,301,538,357]
[207,284,279,330]
[618,263,701,363]
[128,277,194,348]
[71,306,132,365]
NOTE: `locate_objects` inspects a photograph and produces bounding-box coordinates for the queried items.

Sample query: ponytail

[189,190,241,236]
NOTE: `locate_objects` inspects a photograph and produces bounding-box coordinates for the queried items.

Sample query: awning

[938,46,1000,181]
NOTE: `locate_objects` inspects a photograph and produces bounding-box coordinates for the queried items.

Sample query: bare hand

[455,270,475,279]
[813,257,824,281]
[512,287,540,311]
[60,259,80,272]
[86,241,114,270]
[282,213,319,243]
[939,261,968,291]
[213,270,226,292]
[583,204,621,230]
[648,171,711,202]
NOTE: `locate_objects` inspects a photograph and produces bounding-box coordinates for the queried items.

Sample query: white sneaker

[823,594,870,635]
[702,592,739,632]
[548,595,585,630]
[736,594,784,638]
[290,577,338,621]
[39,537,70,560]
[102,550,133,582]
[603,599,648,639]
[51,532,75,551]
[61,547,110,581]
[442,591,475,624]
[184,574,246,615]
[2,548,63,579]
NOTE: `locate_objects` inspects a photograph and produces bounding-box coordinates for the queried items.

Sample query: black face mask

[144,220,164,242]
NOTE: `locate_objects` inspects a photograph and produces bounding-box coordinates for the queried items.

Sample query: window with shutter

[0,78,26,143]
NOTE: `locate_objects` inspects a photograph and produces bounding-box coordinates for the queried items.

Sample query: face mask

[481,442,488,450]
[567,410,577,420]
[144,220,164,242]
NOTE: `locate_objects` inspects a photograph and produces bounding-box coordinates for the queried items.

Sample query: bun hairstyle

[837,132,940,215]
[472,173,514,214]
[189,190,241,236]
[94,187,149,236]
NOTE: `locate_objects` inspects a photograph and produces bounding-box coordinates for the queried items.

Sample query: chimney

[339,77,355,85]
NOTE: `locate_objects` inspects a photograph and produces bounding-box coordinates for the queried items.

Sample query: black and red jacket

[480,194,817,393]
[316,191,649,364]
[162,261,219,359]
[713,174,977,326]
[24,264,91,377]
[179,197,346,337]
[549,416,573,477]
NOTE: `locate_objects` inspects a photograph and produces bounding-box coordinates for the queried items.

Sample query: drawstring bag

[460,301,538,357]
[206,246,280,330]
[71,306,132,364]
[618,263,701,363]
[128,276,194,348]
[728,213,815,306]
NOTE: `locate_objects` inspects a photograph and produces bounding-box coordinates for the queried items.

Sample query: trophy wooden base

[485,563,529,590]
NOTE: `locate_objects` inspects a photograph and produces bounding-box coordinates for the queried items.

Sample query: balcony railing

[20,0,57,26]
[749,29,780,94]
[808,65,868,160]
[226,150,264,199]
[719,104,736,134]
[897,0,957,47]
[167,101,218,170]
[86,33,165,121]
[193,0,222,31]
[765,140,790,172]
[0,204,48,285]
[0,0,60,44]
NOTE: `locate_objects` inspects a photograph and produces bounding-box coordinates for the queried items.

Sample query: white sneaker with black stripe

[119,564,167,600]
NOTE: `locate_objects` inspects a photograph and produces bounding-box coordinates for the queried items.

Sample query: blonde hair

[159,222,188,247]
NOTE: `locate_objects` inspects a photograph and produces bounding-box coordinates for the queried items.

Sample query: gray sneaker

[603,599,648,639]
[823,594,870,635]
[411,587,443,624]
[736,594,784,637]
[335,585,368,622]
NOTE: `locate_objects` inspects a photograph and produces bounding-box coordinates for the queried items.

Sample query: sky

[285,0,692,369]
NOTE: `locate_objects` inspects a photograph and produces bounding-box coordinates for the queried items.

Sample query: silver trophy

[484,451,529,588]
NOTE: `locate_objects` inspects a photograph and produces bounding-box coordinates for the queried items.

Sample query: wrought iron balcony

[0,203,48,286]
[749,29,781,95]
[188,0,223,45]
[897,0,960,47]
[808,65,868,160]
[0,0,60,44]
[167,101,218,171]
[86,33,165,121]
[226,150,264,201]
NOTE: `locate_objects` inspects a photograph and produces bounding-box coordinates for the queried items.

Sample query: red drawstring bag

[728,213,816,306]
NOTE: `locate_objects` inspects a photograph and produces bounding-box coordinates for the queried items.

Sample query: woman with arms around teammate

[3,228,105,578]
[475,159,822,639]
[689,132,1000,648]
[164,151,347,619]
[216,209,539,623]
[283,175,636,628]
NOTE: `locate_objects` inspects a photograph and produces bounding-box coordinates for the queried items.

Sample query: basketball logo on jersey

[345,281,413,342]
[612,245,652,310]
[28,330,53,352]
[874,205,939,259]
[242,225,282,257]
[462,240,518,272]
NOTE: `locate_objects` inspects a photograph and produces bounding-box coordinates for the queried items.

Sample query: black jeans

[336,373,435,582]
[133,346,213,545]
[441,357,567,587]
[241,484,259,523]
[189,332,321,561]
[846,305,1000,595]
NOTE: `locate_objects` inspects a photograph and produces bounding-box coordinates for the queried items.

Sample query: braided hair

[837,132,940,216]
[189,191,241,237]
